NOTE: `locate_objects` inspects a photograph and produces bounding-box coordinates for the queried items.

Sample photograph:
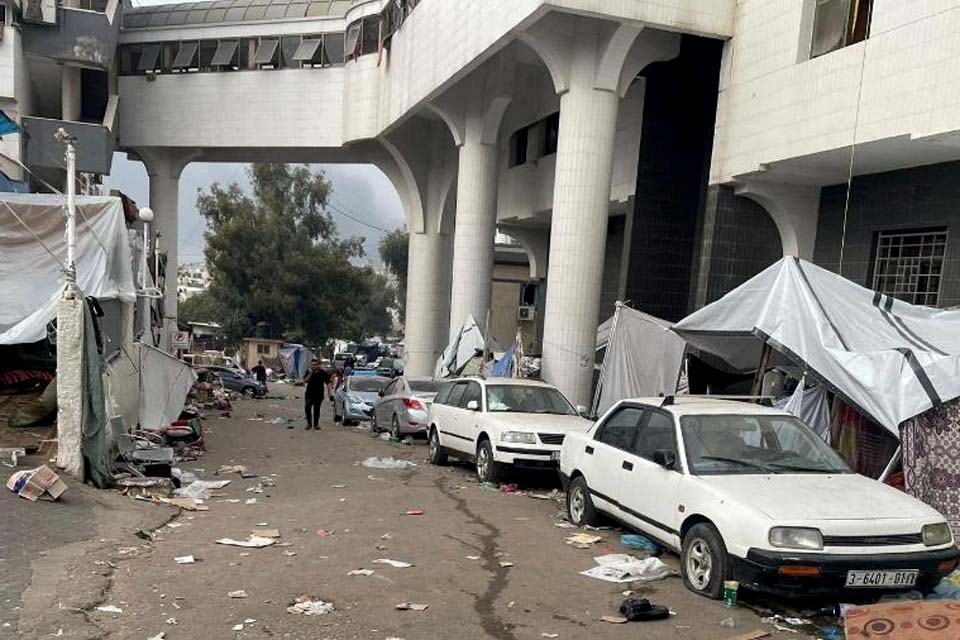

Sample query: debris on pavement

[95,605,123,615]
[395,602,429,611]
[0,447,26,468]
[115,477,175,499]
[178,479,231,501]
[580,554,676,583]
[466,555,481,561]
[621,533,662,556]
[147,633,165,640]
[331,484,347,488]
[619,596,670,622]
[373,559,413,568]
[244,498,258,505]
[600,615,628,624]
[723,632,770,640]
[282,550,298,557]
[216,535,277,548]
[565,532,603,548]
[228,590,248,598]
[405,509,424,516]
[361,456,417,469]
[720,617,736,628]
[270,417,288,426]
[553,521,577,529]
[287,595,335,615]
[216,464,247,475]
[6,465,68,501]
[348,569,375,576]
[164,497,209,511]
[174,555,196,564]
[231,623,244,631]
[500,483,518,493]
[316,529,333,537]
[252,528,281,538]
[499,560,514,568]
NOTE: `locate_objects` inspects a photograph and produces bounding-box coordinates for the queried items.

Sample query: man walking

[251,360,268,392]
[303,358,331,431]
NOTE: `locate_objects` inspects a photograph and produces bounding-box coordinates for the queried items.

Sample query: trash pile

[6,464,67,501]
[360,457,417,470]
[185,369,233,413]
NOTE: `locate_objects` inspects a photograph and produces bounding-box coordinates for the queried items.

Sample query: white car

[427,378,592,483]
[560,397,959,599]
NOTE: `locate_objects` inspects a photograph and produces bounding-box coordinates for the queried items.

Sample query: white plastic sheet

[139,343,197,430]
[435,314,486,378]
[0,194,135,344]
[778,384,832,443]
[595,304,686,416]
[580,554,676,583]
[674,257,960,433]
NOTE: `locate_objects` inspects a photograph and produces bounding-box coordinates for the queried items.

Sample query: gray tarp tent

[279,344,313,379]
[594,303,686,416]
[435,315,487,378]
[673,257,960,434]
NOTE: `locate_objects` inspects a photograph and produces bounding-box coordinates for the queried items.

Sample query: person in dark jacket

[303,358,332,430]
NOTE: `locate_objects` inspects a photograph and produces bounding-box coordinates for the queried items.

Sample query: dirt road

[69,385,807,639]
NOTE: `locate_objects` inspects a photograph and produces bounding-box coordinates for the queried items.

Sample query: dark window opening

[211,40,239,68]
[542,112,560,157]
[345,21,361,60]
[509,126,528,168]
[810,0,874,59]
[80,69,108,123]
[324,32,345,65]
[253,38,280,67]
[361,15,380,55]
[520,282,539,307]
[172,41,199,71]
[871,228,947,307]
[198,39,218,70]
[280,35,301,67]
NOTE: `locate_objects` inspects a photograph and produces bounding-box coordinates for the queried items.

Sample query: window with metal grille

[871,229,947,307]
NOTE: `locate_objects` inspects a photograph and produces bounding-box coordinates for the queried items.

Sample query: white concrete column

[404,228,453,376]
[541,37,624,407]
[449,137,498,334]
[56,294,84,478]
[143,152,185,352]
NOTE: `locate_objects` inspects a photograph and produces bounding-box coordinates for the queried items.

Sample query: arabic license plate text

[845,569,918,588]
[550,451,561,462]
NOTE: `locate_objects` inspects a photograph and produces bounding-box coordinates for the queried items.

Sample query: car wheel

[390,416,402,441]
[476,438,502,484]
[681,523,729,599]
[370,413,379,432]
[566,475,599,527]
[428,428,448,466]
[242,387,255,397]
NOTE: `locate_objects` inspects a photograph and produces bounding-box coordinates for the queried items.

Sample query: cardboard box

[6,465,67,501]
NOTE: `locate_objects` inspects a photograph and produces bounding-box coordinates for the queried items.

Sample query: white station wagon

[560,397,960,599]
[428,378,592,483]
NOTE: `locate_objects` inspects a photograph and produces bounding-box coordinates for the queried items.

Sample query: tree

[178,290,222,325]
[378,228,408,322]
[197,163,392,346]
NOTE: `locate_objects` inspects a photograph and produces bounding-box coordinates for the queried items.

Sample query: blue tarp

[491,344,516,378]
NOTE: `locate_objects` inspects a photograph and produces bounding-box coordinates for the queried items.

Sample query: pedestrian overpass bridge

[118,0,736,406]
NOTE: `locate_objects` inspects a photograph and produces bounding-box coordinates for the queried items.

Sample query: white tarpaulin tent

[0,194,136,344]
[279,344,313,379]
[435,314,487,378]
[673,257,960,434]
[594,303,686,416]
[139,343,197,430]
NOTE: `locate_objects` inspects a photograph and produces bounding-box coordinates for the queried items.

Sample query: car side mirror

[652,450,677,470]
[466,400,480,411]
[576,405,588,417]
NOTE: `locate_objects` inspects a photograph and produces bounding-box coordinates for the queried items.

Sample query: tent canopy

[435,315,488,379]
[279,344,313,379]
[673,257,960,434]
[0,194,135,345]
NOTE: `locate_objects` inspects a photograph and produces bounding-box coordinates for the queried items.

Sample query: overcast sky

[105,153,406,267]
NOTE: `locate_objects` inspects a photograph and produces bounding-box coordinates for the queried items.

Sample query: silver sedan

[333,375,389,426]
[372,376,440,438]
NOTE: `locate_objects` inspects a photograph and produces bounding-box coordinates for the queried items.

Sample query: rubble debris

[466,556,481,561]
[116,477,175,499]
[174,555,195,564]
[373,559,413,568]
[231,623,244,631]
[216,536,276,548]
[316,529,333,537]
[147,633,165,640]
[216,464,247,475]
[542,634,558,638]
[723,632,770,640]
[395,603,429,611]
[720,617,736,628]
[287,595,334,616]
[6,465,67,501]
[499,561,514,568]
[244,498,258,505]
[361,456,417,469]
[270,417,288,426]
[580,554,676,584]
[165,497,208,511]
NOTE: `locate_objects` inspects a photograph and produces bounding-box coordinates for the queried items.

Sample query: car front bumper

[344,403,374,421]
[733,546,960,598]
[495,445,560,470]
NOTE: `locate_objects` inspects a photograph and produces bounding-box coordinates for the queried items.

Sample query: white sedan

[560,397,960,599]
[427,378,592,483]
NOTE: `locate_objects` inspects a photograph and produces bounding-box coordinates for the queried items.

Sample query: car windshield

[409,380,439,393]
[350,377,385,392]
[681,414,851,475]
[485,385,577,415]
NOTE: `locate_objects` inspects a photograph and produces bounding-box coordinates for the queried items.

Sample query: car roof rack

[660,395,776,407]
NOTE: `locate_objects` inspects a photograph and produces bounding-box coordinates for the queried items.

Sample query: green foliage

[177,290,222,325]
[378,228,408,322]
[196,163,393,345]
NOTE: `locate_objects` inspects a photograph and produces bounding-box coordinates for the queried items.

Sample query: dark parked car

[377,357,404,378]
[209,367,266,397]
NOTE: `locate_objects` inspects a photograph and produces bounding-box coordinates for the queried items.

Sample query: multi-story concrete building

[5,0,960,407]
[176,260,210,300]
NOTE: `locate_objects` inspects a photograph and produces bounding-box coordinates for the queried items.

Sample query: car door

[438,382,471,454]
[586,406,646,517]
[377,379,398,424]
[617,408,684,546]
[458,381,483,446]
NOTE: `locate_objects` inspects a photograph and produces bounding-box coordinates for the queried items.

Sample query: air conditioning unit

[517,305,536,321]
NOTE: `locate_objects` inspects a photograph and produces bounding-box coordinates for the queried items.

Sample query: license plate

[845,569,918,588]
[550,451,561,462]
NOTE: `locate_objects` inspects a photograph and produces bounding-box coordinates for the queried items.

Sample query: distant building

[177,262,211,301]
[240,337,283,370]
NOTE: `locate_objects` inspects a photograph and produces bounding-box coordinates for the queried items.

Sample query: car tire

[390,416,402,441]
[681,523,729,600]
[476,438,503,484]
[428,428,448,466]
[242,387,255,397]
[566,475,599,527]
[370,413,379,432]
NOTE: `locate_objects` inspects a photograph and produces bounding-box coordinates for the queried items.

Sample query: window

[434,381,456,405]
[253,38,279,66]
[872,228,947,306]
[198,40,218,69]
[324,32,345,65]
[172,41,199,70]
[460,382,482,409]
[810,0,874,59]
[293,38,323,66]
[446,382,468,408]
[633,410,677,463]
[596,406,644,452]
[344,21,361,60]
[361,15,380,55]
[485,385,577,415]
[542,112,560,156]
[138,44,161,73]
[520,282,539,307]
[256,343,270,355]
[211,40,239,67]
[509,126,528,168]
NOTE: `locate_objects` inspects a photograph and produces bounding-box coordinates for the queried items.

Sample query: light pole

[55,127,78,285]
[138,206,155,342]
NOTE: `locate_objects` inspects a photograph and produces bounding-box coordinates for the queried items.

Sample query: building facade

[3,0,959,407]
[177,261,210,300]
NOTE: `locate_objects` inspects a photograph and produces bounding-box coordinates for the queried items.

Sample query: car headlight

[769,527,823,550]
[500,431,537,445]
[923,523,953,547]
[348,394,364,404]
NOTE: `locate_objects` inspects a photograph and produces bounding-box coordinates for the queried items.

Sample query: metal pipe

[55,127,78,284]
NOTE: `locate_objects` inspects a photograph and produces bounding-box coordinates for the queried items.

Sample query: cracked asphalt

[14,384,811,639]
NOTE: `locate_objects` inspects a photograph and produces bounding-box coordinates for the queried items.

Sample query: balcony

[21,0,121,69]
[22,96,118,175]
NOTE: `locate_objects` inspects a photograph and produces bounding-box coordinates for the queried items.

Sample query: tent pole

[750,342,773,399]
[592,301,621,418]
[878,445,901,483]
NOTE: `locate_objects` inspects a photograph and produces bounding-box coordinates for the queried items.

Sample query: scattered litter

[600,615,627,624]
[528,492,553,500]
[723,632,770,640]
[0,447,25,467]
[621,533,662,556]
[761,614,810,627]
[361,457,417,470]
[282,550,298,557]
[316,529,334,537]
[6,465,68,501]
[166,497,208,511]
[252,528,281,538]
[553,521,577,529]
[243,619,256,624]
[565,533,603,548]
[348,569,375,576]
[231,623,244,631]
[620,596,670,622]
[541,634,558,638]
[405,509,424,516]
[580,554,676,583]
[167,522,183,529]
[816,626,842,640]
[228,591,248,599]
[216,536,276,548]
[720,617,736,628]
[270,417,288,426]
[287,595,334,616]
[500,483,518,493]
[96,605,123,615]
[480,482,499,491]
[500,561,514,568]
[178,480,231,501]
[174,556,195,565]
[116,477,175,499]
[395,603,429,611]
[147,633,165,640]
[373,559,413,568]
[466,555,481,561]
[244,498,258,505]
[380,533,392,540]
[246,485,263,494]
[165,618,178,625]
[217,465,247,475]
[331,484,347,489]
